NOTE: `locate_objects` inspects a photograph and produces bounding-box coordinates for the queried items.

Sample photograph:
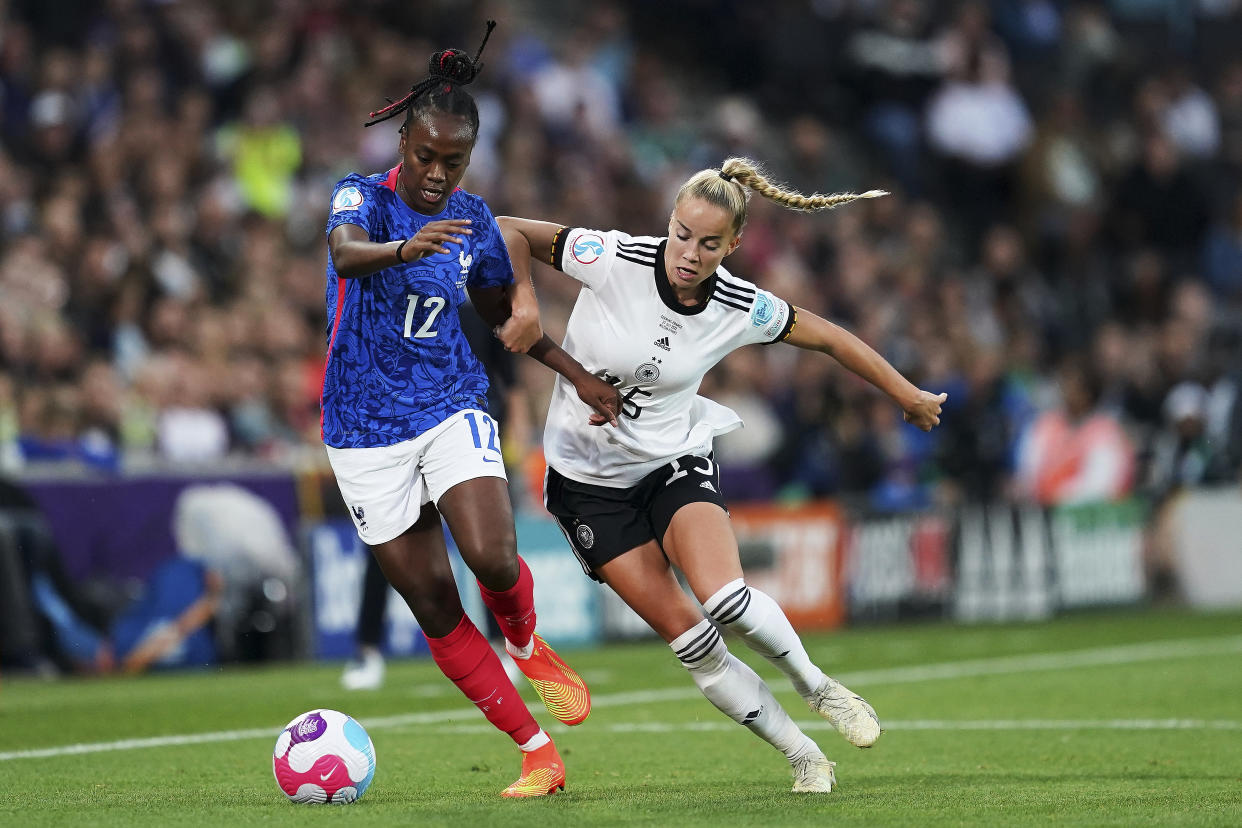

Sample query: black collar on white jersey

[654,240,717,316]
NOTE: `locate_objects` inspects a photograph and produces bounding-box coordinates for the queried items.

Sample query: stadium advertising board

[730,503,846,630]
[1167,487,1242,608]
[304,514,602,659]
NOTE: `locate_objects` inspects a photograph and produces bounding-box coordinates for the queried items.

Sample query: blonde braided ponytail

[675,157,887,237]
[720,157,888,213]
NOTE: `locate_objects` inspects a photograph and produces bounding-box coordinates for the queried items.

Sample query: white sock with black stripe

[670,619,817,762]
[704,579,826,697]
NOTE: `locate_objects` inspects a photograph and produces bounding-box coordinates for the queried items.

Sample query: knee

[392,574,462,635]
[472,552,519,593]
[463,528,519,591]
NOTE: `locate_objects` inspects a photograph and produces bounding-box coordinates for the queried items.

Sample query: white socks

[506,639,534,660]
[703,579,826,697]
[670,620,817,762]
[518,729,550,752]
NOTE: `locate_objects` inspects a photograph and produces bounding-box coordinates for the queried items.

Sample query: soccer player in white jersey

[323,25,620,798]
[498,157,946,793]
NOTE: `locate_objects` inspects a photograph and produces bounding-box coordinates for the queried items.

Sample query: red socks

[425,614,539,745]
[477,556,536,650]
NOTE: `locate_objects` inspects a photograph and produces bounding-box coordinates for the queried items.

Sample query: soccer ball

[272,709,376,804]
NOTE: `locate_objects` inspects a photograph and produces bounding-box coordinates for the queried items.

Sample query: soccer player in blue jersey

[321,23,617,798]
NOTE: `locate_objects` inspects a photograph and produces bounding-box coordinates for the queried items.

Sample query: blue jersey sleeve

[326,174,380,238]
[466,200,514,290]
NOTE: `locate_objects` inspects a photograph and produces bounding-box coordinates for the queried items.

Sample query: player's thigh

[662,503,743,605]
[325,441,428,546]
[436,476,518,588]
[596,541,705,643]
[420,409,515,582]
[650,454,743,603]
[369,503,464,637]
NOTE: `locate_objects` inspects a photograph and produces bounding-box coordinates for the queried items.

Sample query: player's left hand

[574,375,621,427]
[902,390,947,431]
[495,304,542,353]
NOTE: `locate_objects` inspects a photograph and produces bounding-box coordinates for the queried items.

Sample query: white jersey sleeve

[552,227,642,291]
[725,281,796,347]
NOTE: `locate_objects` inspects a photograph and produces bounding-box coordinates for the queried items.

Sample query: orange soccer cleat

[512,634,591,726]
[500,740,565,798]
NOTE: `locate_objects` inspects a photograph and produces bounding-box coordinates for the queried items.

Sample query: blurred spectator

[926,18,1033,251]
[528,38,621,144]
[934,348,1025,503]
[1015,356,1136,505]
[0,477,113,675]
[707,351,783,501]
[1019,90,1104,245]
[0,0,1236,508]
[1109,129,1211,269]
[216,85,302,218]
[843,0,944,194]
[1145,382,1219,495]
[1202,189,1242,301]
[1161,63,1221,161]
[151,353,230,464]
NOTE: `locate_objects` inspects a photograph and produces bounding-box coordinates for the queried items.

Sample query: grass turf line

[1,608,1240,826]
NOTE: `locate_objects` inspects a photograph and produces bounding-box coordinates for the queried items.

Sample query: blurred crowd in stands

[2,0,1241,514]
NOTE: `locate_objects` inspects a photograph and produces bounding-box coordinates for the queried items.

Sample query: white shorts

[325,409,508,545]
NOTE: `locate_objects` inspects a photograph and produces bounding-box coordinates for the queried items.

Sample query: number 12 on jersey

[464,412,501,460]
[404,293,446,339]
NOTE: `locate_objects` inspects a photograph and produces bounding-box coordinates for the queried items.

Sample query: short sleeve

[326,174,378,237]
[466,201,515,289]
[551,227,619,291]
[745,288,797,346]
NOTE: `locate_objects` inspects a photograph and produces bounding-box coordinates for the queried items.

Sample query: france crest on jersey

[321,167,514,448]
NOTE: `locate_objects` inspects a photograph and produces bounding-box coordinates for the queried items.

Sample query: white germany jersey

[545,227,796,487]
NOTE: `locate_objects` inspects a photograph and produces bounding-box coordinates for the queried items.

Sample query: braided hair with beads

[364,20,496,133]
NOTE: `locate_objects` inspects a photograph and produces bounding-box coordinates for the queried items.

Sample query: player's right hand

[902,390,947,431]
[574,375,621,427]
[399,219,473,261]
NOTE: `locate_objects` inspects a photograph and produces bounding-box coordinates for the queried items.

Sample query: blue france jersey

[321,167,514,448]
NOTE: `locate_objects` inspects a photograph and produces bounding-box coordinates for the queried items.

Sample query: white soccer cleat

[806,676,881,748]
[790,751,837,793]
[340,648,385,691]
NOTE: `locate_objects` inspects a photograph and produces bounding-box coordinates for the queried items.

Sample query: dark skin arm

[330,219,544,349]
[327,216,617,424]
[328,220,474,279]
[470,285,619,427]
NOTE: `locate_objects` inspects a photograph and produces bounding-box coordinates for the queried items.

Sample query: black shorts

[544,453,728,582]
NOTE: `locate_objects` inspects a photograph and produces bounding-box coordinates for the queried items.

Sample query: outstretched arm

[785,307,946,431]
[497,216,563,271]
[469,284,619,427]
[328,219,473,279]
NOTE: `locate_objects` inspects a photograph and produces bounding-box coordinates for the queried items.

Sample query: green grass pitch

[3,608,1240,827]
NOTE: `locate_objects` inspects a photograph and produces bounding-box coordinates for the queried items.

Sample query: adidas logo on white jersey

[654,336,671,351]
[700,481,716,492]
